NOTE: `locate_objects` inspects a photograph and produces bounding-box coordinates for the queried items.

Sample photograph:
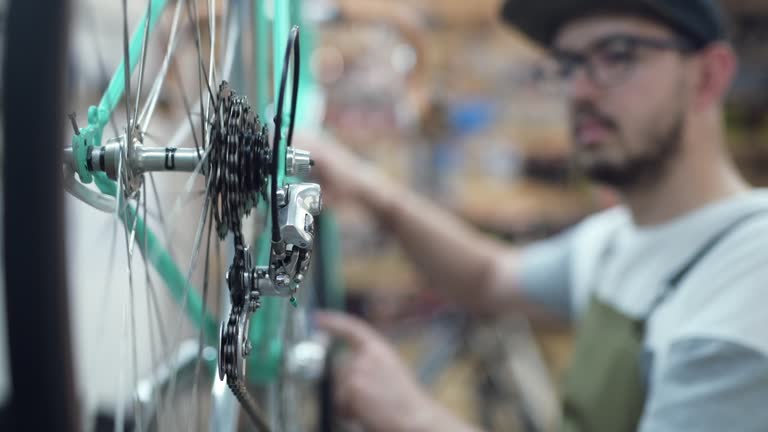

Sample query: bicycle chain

[209,81,272,430]
[221,301,271,432]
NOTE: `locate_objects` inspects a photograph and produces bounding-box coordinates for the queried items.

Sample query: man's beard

[571,102,684,190]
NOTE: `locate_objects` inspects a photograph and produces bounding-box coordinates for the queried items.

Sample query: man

[308,1,768,431]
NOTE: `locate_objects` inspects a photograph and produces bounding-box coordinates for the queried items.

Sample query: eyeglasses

[550,34,695,89]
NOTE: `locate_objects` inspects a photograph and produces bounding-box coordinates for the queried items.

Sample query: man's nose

[566,68,601,103]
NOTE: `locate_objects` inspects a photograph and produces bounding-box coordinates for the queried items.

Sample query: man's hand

[316,311,481,432]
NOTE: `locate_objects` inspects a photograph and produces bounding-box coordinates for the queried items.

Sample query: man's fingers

[334,373,356,417]
[294,130,337,157]
[315,311,377,349]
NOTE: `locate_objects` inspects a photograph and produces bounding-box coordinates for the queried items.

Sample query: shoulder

[576,205,630,236]
[520,205,629,282]
[565,205,630,252]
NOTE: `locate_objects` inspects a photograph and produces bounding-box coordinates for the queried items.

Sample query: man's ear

[692,42,738,111]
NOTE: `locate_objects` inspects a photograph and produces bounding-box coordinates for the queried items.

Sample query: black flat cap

[500,0,727,49]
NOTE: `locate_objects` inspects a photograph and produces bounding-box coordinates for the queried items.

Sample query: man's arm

[301,134,526,314]
[368,178,521,314]
[373,187,574,320]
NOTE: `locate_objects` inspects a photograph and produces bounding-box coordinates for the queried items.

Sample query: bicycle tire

[2,0,78,431]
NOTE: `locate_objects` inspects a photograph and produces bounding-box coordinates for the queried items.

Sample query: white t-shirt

[519,190,768,432]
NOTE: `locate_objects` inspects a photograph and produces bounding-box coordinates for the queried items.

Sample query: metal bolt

[243,340,252,357]
[286,148,313,177]
[68,113,80,135]
[276,187,288,207]
[275,273,291,295]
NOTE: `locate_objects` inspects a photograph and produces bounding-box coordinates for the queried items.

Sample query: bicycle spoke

[188,206,215,432]
[220,0,239,81]
[139,0,186,132]
[121,0,133,134]
[171,57,203,158]
[91,215,122,373]
[202,0,218,124]
[115,141,144,432]
[83,2,122,138]
[128,190,144,432]
[115,291,128,432]
[113,143,129,432]
[132,0,153,134]
[138,180,163,431]
[148,173,170,238]
[195,0,216,106]
[145,266,174,430]
[186,0,216,149]
[122,151,140,258]
[207,0,217,81]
